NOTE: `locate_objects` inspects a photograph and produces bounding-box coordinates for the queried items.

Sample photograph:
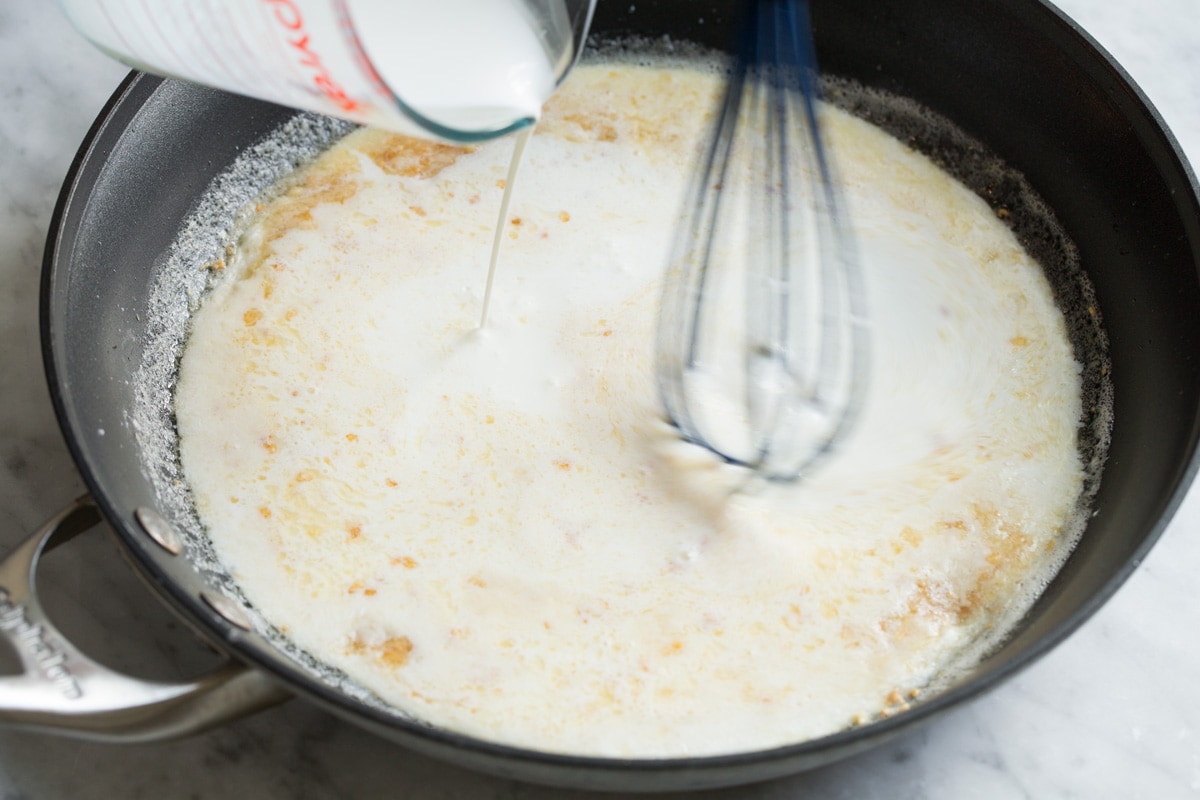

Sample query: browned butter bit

[380,637,414,667]
[354,129,469,179]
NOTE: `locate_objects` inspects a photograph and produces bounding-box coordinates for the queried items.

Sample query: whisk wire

[656,0,869,482]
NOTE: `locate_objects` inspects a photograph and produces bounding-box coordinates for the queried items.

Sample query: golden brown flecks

[263,282,274,300]
[554,460,571,471]
[996,207,1011,219]
[510,217,522,226]
[385,478,399,487]
[558,210,571,222]
[379,636,413,666]
[203,258,225,272]
[243,308,263,327]
[1010,335,1030,347]
[409,205,427,217]
[553,112,619,142]
[348,525,362,539]
[348,581,363,594]
[263,436,277,454]
[271,262,286,272]
[284,309,298,321]
[258,506,272,519]
[839,626,862,649]
[886,689,903,706]
[345,433,358,442]
[251,148,362,249]
[392,556,417,569]
[496,179,506,189]
[972,503,999,530]
[909,688,921,699]
[468,575,487,588]
[229,497,239,504]
[295,470,315,483]
[363,588,377,597]
[357,130,468,178]
[662,641,683,655]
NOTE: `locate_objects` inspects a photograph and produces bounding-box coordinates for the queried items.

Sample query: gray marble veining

[0,1,1197,797]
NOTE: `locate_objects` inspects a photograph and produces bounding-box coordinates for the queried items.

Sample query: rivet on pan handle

[0,496,290,742]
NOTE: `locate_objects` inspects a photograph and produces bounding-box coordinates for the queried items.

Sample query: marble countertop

[1,1,1197,797]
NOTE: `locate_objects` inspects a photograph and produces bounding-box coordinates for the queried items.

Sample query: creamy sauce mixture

[175,63,1084,757]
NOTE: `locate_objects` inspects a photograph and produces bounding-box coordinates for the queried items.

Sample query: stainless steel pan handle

[0,496,289,742]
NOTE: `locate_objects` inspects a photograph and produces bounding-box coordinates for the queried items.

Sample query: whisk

[656,0,869,482]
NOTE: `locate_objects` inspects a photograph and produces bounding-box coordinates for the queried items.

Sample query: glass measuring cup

[57,0,596,142]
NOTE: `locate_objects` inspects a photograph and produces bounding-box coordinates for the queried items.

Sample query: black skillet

[15,0,1200,791]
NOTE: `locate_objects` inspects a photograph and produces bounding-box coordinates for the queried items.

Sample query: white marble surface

[0,1,1197,797]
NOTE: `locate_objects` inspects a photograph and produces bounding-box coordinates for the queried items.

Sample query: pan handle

[0,496,290,742]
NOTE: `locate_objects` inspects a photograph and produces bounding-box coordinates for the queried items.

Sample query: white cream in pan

[175,63,1085,757]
